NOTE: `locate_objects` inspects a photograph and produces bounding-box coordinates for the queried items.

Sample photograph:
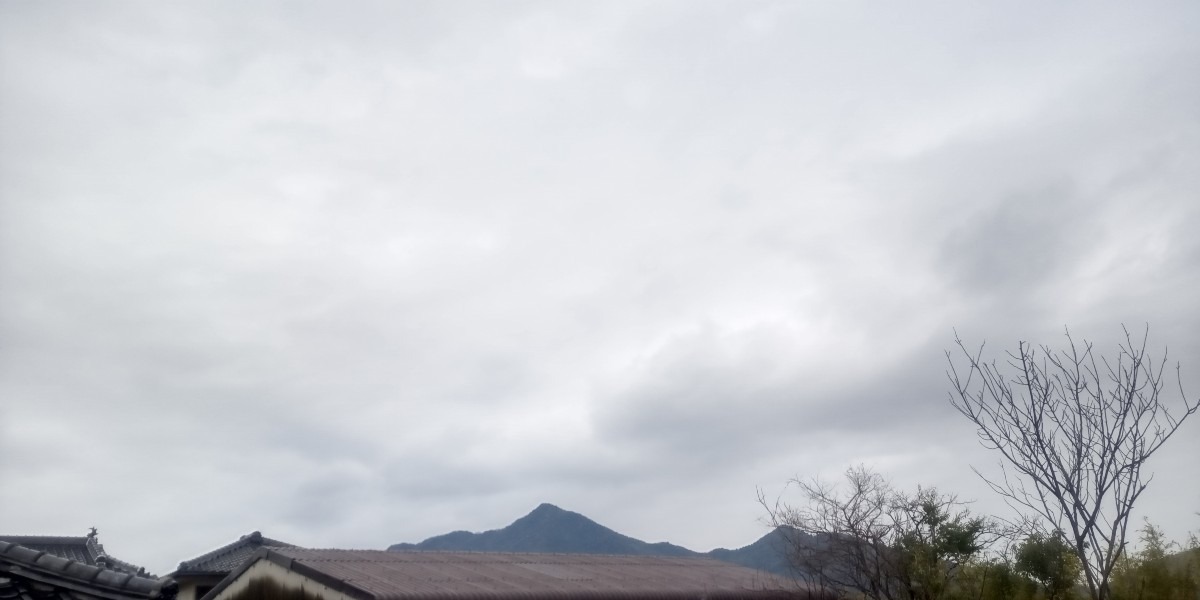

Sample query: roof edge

[172,532,296,577]
[201,549,374,600]
[0,541,176,600]
[0,534,149,577]
[370,592,808,600]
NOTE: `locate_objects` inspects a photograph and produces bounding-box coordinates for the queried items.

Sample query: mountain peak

[386,505,807,575]
[511,503,596,531]
[530,503,566,515]
[388,503,697,559]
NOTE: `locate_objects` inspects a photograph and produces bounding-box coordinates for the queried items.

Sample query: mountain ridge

[387,503,806,575]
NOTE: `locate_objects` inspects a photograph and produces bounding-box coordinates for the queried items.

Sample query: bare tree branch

[761,466,994,600]
[946,326,1199,600]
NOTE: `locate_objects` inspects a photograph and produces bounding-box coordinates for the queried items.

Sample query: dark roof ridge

[371,548,733,560]
[0,540,176,600]
[0,535,89,544]
[174,531,295,574]
[0,532,150,577]
[88,535,145,576]
[204,548,370,600]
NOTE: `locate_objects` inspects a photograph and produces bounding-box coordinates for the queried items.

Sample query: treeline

[764,466,1200,600]
[1108,523,1199,600]
[764,327,1199,600]
[954,505,1199,600]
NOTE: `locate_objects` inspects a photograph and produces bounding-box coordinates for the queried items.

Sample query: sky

[1,0,1198,576]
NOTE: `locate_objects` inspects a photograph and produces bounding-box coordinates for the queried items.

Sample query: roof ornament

[88,527,99,538]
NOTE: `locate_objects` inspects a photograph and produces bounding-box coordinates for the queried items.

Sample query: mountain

[708,526,813,576]
[387,503,806,576]
[388,503,697,557]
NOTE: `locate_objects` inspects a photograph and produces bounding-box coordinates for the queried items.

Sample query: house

[170,532,295,600]
[0,540,176,600]
[203,548,826,600]
[0,529,149,576]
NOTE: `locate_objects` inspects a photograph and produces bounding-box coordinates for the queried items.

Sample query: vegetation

[767,326,1199,600]
[767,471,1199,600]
[956,558,1038,600]
[946,327,1199,600]
[761,466,994,600]
[1109,521,1200,600]
[1015,530,1082,600]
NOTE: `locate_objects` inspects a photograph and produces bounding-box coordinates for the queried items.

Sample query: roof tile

[0,541,175,600]
[219,549,822,600]
[0,534,147,577]
[175,532,295,575]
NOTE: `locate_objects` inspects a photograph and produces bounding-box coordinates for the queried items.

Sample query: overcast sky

[2,0,1198,576]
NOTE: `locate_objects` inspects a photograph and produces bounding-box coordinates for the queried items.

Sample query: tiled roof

[0,532,147,577]
[0,540,176,600]
[211,548,825,600]
[173,532,295,575]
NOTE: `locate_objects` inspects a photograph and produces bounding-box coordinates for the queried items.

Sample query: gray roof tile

[210,548,826,600]
[0,533,147,577]
[174,532,295,575]
[0,541,176,600]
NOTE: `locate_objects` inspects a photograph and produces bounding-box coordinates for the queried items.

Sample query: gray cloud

[3,0,1199,575]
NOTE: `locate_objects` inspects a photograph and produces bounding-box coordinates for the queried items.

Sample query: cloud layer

[2,0,1198,573]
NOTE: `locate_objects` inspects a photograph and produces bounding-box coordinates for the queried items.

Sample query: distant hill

[387,503,807,576]
[388,503,697,557]
[709,526,816,576]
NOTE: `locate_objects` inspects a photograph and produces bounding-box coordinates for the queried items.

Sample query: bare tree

[760,466,992,600]
[946,326,1199,600]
